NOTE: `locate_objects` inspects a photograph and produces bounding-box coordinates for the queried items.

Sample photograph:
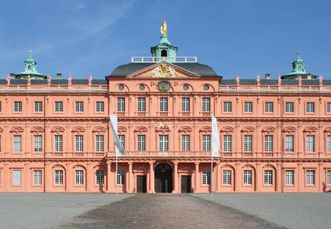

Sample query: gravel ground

[0,193,131,229]
[60,194,282,229]
[194,193,331,229]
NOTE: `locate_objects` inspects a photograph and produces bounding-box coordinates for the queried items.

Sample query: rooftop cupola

[15,51,47,79]
[281,52,317,80]
[150,20,178,63]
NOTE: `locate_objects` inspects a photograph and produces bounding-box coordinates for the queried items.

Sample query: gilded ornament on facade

[154,122,171,131]
[160,20,167,37]
[151,63,177,78]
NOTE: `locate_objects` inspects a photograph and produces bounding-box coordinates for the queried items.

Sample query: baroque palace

[0,22,331,193]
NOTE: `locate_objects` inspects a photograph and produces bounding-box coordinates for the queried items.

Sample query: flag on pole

[110,115,124,156]
[211,116,220,157]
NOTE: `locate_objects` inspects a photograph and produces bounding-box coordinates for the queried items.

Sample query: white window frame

[327,102,331,113]
[14,101,22,112]
[244,101,253,113]
[13,135,22,152]
[285,102,294,113]
[327,135,331,152]
[264,135,273,152]
[96,170,105,185]
[181,135,190,151]
[137,97,146,112]
[159,135,169,151]
[202,171,211,185]
[160,97,168,112]
[55,170,63,185]
[34,101,43,112]
[327,170,331,185]
[223,101,232,113]
[223,170,232,185]
[202,97,211,112]
[75,135,83,152]
[223,135,232,152]
[12,170,22,186]
[96,101,104,112]
[117,171,125,185]
[306,170,315,185]
[34,135,42,152]
[243,170,252,185]
[202,134,211,151]
[265,102,274,113]
[306,135,315,152]
[54,135,63,152]
[137,134,146,151]
[306,102,315,113]
[75,170,84,185]
[244,135,253,152]
[96,135,104,152]
[182,97,190,112]
[285,135,294,152]
[264,170,273,185]
[55,101,63,112]
[75,101,84,112]
[33,170,42,185]
[285,170,294,185]
[117,97,125,112]
[118,135,125,150]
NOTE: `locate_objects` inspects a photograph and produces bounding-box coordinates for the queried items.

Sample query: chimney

[265,73,271,79]
[56,73,63,79]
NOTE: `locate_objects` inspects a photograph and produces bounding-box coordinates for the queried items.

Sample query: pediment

[127,62,200,79]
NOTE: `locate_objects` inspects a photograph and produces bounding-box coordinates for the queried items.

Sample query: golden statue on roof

[160,20,168,37]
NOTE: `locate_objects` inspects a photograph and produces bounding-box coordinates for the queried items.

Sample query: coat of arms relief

[151,63,177,78]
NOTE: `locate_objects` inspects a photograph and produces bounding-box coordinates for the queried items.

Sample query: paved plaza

[194,193,331,229]
[0,193,330,229]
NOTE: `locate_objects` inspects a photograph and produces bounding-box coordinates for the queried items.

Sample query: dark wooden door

[181,175,191,193]
[137,175,147,193]
[155,164,173,193]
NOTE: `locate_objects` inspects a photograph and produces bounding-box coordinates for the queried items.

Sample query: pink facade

[1,33,331,193]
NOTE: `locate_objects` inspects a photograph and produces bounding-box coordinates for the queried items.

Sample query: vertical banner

[110,115,124,156]
[211,116,220,157]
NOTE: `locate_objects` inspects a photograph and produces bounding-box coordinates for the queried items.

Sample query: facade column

[276,162,282,192]
[24,163,31,192]
[235,163,241,192]
[173,162,178,193]
[86,163,93,192]
[149,162,155,193]
[195,162,199,193]
[128,162,133,193]
[44,162,52,192]
[65,163,72,192]
[216,161,221,192]
[106,162,112,192]
[255,163,261,192]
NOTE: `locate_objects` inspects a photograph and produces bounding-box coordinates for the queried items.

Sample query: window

[223,101,232,113]
[306,102,315,113]
[202,171,211,185]
[243,170,252,185]
[327,170,331,185]
[12,170,22,186]
[182,97,190,112]
[223,170,232,185]
[264,170,273,185]
[118,135,125,150]
[14,101,22,112]
[202,97,211,112]
[34,135,42,152]
[223,135,232,152]
[244,135,253,152]
[33,170,42,185]
[264,135,273,152]
[13,135,22,152]
[117,171,125,185]
[306,135,315,152]
[285,135,294,152]
[55,101,63,112]
[75,135,83,152]
[96,101,104,112]
[159,135,169,151]
[265,102,274,113]
[182,135,190,151]
[75,101,84,112]
[137,97,146,112]
[137,135,146,151]
[54,135,63,152]
[75,170,84,185]
[327,102,331,113]
[55,170,63,185]
[306,170,315,185]
[160,97,168,112]
[328,136,331,152]
[34,101,43,112]
[96,135,104,152]
[286,102,294,113]
[244,102,253,113]
[202,134,211,151]
[96,170,105,185]
[285,170,294,185]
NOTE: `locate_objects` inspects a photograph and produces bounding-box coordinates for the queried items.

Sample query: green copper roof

[281,53,317,79]
[16,52,46,79]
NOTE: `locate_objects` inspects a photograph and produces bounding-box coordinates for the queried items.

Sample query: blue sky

[0,0,330,79]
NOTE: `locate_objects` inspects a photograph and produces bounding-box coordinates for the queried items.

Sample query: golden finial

[160,20,168,37]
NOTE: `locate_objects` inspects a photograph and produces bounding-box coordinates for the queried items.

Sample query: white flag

[211,116,220,157]
[110,115,124,156]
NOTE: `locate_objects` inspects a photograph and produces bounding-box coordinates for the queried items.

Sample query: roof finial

[28,49,33,58]
[160,20,168,37]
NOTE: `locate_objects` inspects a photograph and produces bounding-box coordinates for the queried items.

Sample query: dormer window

[161,50,167,57]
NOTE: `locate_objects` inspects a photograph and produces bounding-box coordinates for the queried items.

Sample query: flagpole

[115,154,118,195]
[210,153,213,195]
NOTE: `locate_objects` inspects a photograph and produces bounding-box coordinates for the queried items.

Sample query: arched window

[161,50,167,57]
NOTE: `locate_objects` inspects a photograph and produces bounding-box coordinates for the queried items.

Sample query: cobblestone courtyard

[0,193,330,229]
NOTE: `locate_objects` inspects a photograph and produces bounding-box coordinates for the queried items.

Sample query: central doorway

[181,175,191,193]
[155,164,172,193]
[137,175,147,193]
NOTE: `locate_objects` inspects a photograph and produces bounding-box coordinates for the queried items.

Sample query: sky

[0,0,330,79]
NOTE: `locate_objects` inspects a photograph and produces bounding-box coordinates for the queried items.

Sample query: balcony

[131,56,198,63]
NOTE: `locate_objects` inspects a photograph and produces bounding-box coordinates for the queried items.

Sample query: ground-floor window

[328,170,331,185]
[264,170,273,185]
[96,170,105,185]
[12,170,22,186]
[223,170,232,185]
[33,170,42,185]
[202,171,210,185]
[55,170,63,185]
[285,170,294,185]
[117,171,125,185]
[306,170,315,185]
[75,170,84,185]
[243,170,252,185]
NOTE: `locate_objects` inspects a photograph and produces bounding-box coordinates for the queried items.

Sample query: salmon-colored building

[0,24,331,193]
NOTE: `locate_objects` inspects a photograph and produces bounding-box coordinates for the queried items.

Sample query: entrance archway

[155,164,172,193]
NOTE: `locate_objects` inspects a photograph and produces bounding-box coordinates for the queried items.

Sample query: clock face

[158,80,170,92]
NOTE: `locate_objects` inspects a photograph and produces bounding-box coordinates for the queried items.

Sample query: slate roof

[109,62,218,77]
